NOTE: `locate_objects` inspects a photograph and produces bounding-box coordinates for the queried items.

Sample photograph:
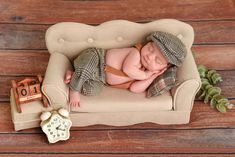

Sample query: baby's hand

[145,70,155,78]
[69,89,81,110]
[160,67,167,74]
[152,67,167,77]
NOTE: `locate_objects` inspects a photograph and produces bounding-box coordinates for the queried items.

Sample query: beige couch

[10,19,201,131]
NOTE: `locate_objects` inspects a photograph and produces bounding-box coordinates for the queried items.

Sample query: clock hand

[57,127,66,131]
[56,124,66,131]
[56,124,61,130]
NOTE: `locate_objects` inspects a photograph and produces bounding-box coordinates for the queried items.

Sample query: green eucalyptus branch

[197,65,234,113]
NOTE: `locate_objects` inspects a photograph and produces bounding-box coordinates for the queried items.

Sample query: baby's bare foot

[64,70,74,84]
[69,89,80,109]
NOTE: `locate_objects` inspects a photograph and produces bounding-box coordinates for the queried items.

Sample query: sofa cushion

[72,86,173,112]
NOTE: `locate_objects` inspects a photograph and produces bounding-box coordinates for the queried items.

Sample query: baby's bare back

[105,47,137,85]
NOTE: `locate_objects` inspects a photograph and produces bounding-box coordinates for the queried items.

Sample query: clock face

[41,114,72,143]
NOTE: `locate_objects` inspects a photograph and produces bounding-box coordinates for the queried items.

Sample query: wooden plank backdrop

[0,0,235,156]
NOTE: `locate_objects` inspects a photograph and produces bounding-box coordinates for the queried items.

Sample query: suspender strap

[104,43,143,76]
[109,80,134,89]
[104,65,134,89]
[104,64,128,77]
[104,43,142,89]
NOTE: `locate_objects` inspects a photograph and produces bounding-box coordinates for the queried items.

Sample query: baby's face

[140,42,168,71]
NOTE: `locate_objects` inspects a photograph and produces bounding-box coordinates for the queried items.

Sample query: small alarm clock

[40,108,72,144]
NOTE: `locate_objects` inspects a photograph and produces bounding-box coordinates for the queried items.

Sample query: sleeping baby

[64,31,187,108]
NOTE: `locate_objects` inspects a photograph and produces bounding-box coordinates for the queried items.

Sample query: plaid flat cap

[147,31,187,67]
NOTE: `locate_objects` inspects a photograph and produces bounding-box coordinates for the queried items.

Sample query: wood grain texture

[0,50,49,76]
[0,0,235,24]
[0,128,235,153]
[1,101,234,133]
[0,24,49,50]
[193,45,235,70]
[189,21,235,45]
[0,155,233,157]
[216,70,235,98]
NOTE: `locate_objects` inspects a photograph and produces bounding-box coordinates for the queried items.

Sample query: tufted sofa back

[45,19,194,60]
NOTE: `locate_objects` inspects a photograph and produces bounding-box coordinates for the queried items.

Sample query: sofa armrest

[171,49,201,111]
[42,53,73,110]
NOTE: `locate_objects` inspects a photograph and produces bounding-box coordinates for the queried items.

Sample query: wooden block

[11,75,49,113]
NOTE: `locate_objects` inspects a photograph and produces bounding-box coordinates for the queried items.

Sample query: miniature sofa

[10,19,201,131]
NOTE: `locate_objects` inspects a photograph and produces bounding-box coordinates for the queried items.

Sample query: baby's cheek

[151,64,161,71]
[156,64,166,70]
[149,47,153,52]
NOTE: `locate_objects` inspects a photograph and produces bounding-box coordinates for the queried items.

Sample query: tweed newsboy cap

[147,31,187,67]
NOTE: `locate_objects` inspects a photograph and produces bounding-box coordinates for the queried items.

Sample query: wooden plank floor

[0,0,235,156]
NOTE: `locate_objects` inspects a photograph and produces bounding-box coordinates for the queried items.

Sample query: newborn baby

[64,31,187,108]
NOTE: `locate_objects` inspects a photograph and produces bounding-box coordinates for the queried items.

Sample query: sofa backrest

[45,19,194,60]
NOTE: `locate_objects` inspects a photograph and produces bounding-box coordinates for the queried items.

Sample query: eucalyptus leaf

[210,97,217,108]
[201,78,210,83]
[197,64,234,112]
[211,73,222,85]
[216,103,227,113]
[217,98,229,104]
[213,94,224,102]
[205,84,213,91]
[196,89,203,99]
[199,90,206,100]
[207,87,221,95]
[201,80,210,90]
[204,94,211,103]
[206,70,217,84]
[204,87,221,104]
[197,65,207,78]
[207,70,217,78]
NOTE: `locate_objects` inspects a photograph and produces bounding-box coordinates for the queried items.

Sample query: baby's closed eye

[155,58,163,64]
